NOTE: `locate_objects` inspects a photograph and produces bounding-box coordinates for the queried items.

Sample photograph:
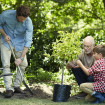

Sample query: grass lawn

[0,97,105,105]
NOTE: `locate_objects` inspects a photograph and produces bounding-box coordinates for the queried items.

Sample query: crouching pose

[77,45,105,104]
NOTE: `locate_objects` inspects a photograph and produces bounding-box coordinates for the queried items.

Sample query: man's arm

[15,18,33,66]
[77,60,90,76]
[0,12,10,41]
[21,47,28,58]
[15,47,28,66]
[0,29,6,36]
[0,29,10,41]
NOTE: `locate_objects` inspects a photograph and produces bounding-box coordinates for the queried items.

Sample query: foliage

[26,68,53,82]
[26,67,80,97]
[26,0,62,73]
[79,28,105,45]
[0,0,105,84]
[52,31,82,62]
[27,0,105,74]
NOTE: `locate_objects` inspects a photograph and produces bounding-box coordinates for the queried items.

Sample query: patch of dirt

[0,83,54,99]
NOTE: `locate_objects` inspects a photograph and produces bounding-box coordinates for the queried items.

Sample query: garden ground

[0,83,105,105]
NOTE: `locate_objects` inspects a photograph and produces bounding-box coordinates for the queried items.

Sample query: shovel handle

[0,73,13,78]
[7,41,33,95]
[7,41,23,78]
[7,41,16,60]
[0,68,3,70]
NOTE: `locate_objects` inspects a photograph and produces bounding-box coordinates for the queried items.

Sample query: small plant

[52,31,82,84]
[52,31,81,61]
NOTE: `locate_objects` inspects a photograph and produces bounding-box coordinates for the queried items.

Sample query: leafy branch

[52,31,82,62]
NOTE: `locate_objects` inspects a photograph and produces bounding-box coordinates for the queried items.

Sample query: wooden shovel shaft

[7,41,33,95]
[8,42,16,60]
[8,42,23,80]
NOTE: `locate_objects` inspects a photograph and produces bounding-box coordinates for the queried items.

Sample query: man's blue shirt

[0,10,33,51]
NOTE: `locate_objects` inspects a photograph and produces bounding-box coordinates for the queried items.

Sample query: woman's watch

[20,57,24,61]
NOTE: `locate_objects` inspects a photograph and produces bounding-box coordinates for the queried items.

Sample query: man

[0,5,33,98]
[66,36,95,98]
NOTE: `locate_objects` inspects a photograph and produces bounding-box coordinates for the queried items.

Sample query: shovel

[0,73,13,78]
[0,68,3,70]
[7,41,33,95]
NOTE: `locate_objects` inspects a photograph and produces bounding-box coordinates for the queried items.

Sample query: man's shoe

[5,90,14,98]
[85,94,96,102]
[74,92,87,99]
[14,87,23,93]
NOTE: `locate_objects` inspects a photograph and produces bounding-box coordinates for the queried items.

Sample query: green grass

[0,97,105,105]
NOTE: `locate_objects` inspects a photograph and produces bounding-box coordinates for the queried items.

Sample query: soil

[0,83,53,99]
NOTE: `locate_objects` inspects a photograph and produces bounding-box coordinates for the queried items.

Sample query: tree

[0,0,105,76]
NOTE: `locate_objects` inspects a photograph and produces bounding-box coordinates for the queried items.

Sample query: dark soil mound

[0,84,53,99]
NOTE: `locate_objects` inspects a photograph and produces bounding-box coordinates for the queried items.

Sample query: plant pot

[53,84,71,102]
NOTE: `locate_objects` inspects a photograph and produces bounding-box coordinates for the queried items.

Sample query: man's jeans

[71,68,94,86]
[1,42,28,91]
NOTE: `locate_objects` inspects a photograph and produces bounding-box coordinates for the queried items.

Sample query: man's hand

[4,35,10,42]
[15,58,22,66]
[66,61,79,69]
[0,29,10,42]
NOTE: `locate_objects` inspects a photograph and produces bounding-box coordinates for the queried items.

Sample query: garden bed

[0,83,53,99]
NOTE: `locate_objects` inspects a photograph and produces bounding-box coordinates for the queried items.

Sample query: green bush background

[0,0,105,95]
